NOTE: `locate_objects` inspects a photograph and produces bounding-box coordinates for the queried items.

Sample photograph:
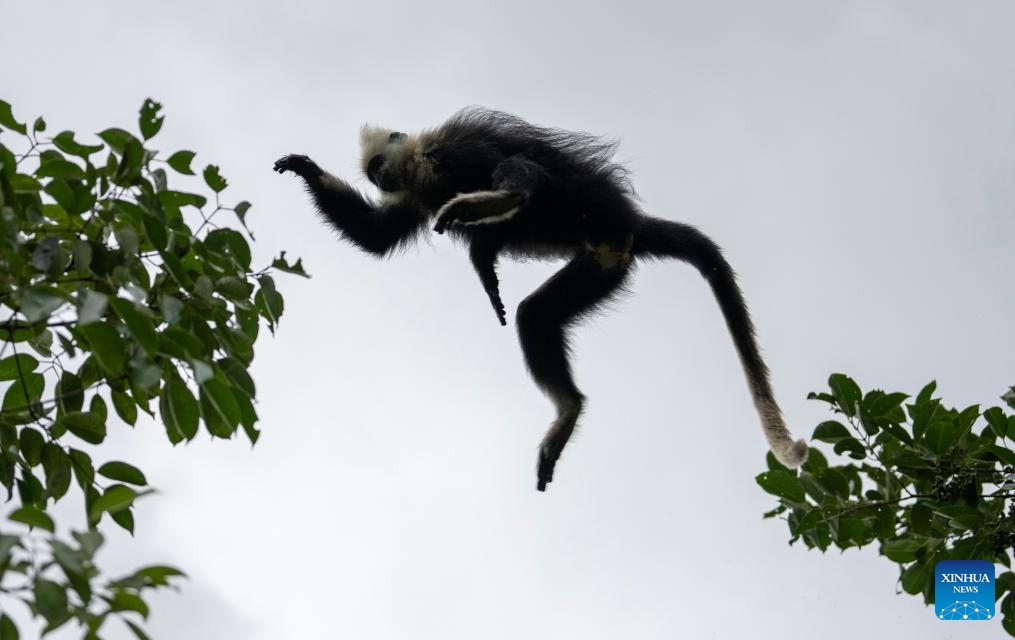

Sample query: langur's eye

[388,131,407,143]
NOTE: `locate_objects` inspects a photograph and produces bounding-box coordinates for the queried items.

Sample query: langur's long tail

[631,216,808,467]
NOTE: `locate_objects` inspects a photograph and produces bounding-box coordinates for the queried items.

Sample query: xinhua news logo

[935,560,995,621]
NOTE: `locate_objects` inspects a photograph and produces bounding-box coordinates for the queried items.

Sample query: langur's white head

[359,125,418,193]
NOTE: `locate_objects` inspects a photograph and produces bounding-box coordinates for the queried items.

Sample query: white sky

[3,1,1014,638]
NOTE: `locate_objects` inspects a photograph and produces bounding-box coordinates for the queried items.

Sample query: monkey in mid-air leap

[274,108,808,491]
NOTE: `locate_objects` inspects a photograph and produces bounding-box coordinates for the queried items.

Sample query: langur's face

[360,128,410,193]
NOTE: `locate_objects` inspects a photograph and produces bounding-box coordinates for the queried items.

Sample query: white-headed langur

[275,108,808,491]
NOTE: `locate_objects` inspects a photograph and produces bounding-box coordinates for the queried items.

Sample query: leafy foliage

[759,376,1015,635]
[0,98,306,638]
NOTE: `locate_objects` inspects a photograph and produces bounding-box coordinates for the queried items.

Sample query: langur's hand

[273,154,323,181]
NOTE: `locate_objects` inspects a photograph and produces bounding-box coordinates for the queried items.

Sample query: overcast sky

[3,1,1014,638]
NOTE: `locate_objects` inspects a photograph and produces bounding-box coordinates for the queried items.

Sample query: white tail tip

[773,438,809,468]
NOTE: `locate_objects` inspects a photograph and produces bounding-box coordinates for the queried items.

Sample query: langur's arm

[274,154,427,257]
[432,154,548,233]
[469,238,507,326]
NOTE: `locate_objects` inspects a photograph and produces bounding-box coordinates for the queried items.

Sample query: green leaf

[833,516,869,547]
[947,512,983,531]
[159,294,183,324]
[78,322,126,374]
[1,371,45,414]
[138,98,164,140]
[901,561,931,595]
[98,461,147,486]
[33,579,68,625]
[31,237,60,273]
[10,173,42,192]
[90,393,108,424]
[79,358,106,387]
[130,356,162,392]
[56,371,85,414]
[216,276,254,300]
[234,390,259,444]
[997,572,1015,599]
[236,306,259,341]
[755,470,806,503]
[200,377,241,437]
[0,613,18,640]
[61,411,107,445]
[20,287,65,323]
[35,159,85,180]
[984,406,1009,439]
[206,228,251,270]
[801,447,828,474]
[111,388,139,425]
[909,502,932,535]
[218,325,254,363]
[218,357,255,397]
[77,289,108,325]
[114,224,140,255]
[159,326,206,360]
[255,274,284,330]
[986,444,1015,467]
[1,320,43,344]
[883,538,923,563]
[69,448,95,489]
[43,178,74,212]
[815,467,850,498]
[16,470,45,506]
[160,252,193,287]
[111,505,135,534]
[916,380,937,404]
[160,376,199,444]
[73,530,104,559]
[233,200,252,227]
[125,620,152,640]
[867,391,908,423]
[811,421,867,459]
[88,484,137,524]
[141,211,168,251]
[42,443,72,500]
[51,540,91,603]
[799,473,825,502]
[159,189,208,210]
[8,506,55,532]
[954,404,980,440]
[1003,386,1015,411]
[828,373,862,417]
[194,274,214,300]
[0,354,39,380]
[52,131,104,157]
[33,116,46,133]
[19,427,45,466]
[166,150,196,175]
[97,127,138,154]
[106,590,150,618]
[271,251,310,278]
[0,100,27,134]
[27,331,52,358]
[112,565,186,590]
[924,418,957,455]
[1003,592,1015,635]
[203,164,227,192]
[110,298,158,356]
[189,360,214,384]
[138,565,187,582]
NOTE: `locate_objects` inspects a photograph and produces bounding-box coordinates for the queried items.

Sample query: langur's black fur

[275,108,807,491]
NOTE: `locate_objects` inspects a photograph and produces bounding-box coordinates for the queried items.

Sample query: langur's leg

[516,249,632,491]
